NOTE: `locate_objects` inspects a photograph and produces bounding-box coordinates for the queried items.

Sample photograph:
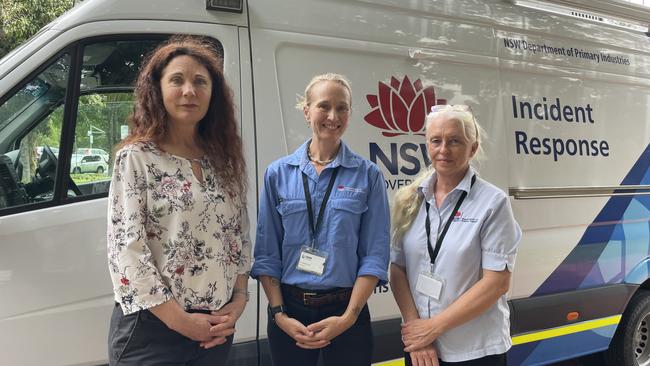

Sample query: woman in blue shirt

[251,73,390,366]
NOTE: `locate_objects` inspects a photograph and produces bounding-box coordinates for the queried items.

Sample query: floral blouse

[107,142,251,315]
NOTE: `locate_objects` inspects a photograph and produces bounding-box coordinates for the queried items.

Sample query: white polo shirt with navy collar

[390,166,521,362]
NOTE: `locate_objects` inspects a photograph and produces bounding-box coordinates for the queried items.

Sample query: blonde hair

[391,168,433,248]
[296,73,352,110]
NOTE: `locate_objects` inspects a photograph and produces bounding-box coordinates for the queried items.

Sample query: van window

[0,36,224,213]
[0,54,70,210]
[65,37,223,198]
[67,39,163,196]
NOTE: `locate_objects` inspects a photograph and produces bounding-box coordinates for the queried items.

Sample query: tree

[0,0,74,58]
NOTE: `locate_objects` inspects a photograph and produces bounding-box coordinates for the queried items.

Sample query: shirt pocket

[275,199,309,246]
[329,198,368,248]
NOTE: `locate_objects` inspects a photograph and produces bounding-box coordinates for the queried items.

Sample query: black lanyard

[301,166,340,246]
[425,175,476,266]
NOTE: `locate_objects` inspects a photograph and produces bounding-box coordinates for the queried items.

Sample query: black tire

[72,167,81,174]
[96,166,104,174]
[606,289,650,366]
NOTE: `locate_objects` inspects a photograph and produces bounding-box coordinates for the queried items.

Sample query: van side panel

[250,0,650,364]
[493,1,650,364]
[248,0,504,332]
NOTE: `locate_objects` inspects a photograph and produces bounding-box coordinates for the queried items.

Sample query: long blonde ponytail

[391,168,434,249]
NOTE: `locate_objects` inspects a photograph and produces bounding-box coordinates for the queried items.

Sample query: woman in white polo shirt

[390,105,521,366]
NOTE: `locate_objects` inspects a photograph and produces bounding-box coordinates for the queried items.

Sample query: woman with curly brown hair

[106,36,250,366]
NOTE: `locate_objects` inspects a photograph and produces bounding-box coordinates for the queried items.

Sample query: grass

[70,173,110,184]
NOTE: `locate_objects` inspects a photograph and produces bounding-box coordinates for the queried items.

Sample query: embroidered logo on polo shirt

[453,211,479,223]
[337,185,365,193]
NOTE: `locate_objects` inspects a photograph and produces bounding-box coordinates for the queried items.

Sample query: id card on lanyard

[416,175,476,302]
[296,167,340,276]
[297,244,328,275]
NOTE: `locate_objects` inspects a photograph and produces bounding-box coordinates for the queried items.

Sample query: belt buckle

[303,292,317,305]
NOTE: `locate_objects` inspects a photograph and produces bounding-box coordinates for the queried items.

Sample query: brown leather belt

[281,284,352,307]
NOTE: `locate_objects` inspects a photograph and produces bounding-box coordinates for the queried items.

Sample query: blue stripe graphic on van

[534,143,650,295]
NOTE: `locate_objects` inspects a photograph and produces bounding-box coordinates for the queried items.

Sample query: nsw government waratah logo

[364,76,447,137]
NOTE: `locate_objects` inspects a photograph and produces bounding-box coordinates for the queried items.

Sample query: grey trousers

[108,303,233,366]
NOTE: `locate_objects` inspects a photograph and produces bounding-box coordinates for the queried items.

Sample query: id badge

[416,272,445,302]
[297,245,328,276]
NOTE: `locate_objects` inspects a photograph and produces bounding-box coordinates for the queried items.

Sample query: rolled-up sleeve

[356,166,390,284]
[251,167,284,280]
[107,150,172,315]
[480,194,521,272]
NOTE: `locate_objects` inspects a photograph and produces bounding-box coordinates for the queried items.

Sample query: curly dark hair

[121,35,246,201]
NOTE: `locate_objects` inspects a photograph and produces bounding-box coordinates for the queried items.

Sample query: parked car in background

[70,153,108,174]
[75,148,109,163]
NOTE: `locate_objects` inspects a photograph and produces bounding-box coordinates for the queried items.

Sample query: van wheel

[72,167,81,174]
[96,166,104,174]
[607,289,650,366]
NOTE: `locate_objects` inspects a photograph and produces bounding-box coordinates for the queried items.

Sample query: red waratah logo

[364,76,447,137]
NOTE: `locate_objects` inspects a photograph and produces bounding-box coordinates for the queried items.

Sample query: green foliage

[74,93,134,154]
[0,0,74,58]
[70,173,109,184]
[33,105,64,148]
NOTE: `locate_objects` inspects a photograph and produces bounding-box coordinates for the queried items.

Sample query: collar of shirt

[419,166,476,203]
[285,140,362,180]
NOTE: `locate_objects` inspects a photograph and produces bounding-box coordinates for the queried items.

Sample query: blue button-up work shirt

[251,140,390,290]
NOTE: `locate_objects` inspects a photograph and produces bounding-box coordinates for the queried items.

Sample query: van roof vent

[569,11,603,22]
[510,0,650,32]
[206,0,243,13]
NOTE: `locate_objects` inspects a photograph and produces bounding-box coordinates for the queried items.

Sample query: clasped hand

[176,297,246,349]
[401,318,441,366]
[276,314,354,349]
[401,318,441,352]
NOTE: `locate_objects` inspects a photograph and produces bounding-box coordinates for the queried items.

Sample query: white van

[1,0,649,365]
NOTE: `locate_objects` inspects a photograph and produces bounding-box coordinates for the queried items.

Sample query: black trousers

[108,303,233,366]
[267,289,373,366]
[404,350,507,366]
